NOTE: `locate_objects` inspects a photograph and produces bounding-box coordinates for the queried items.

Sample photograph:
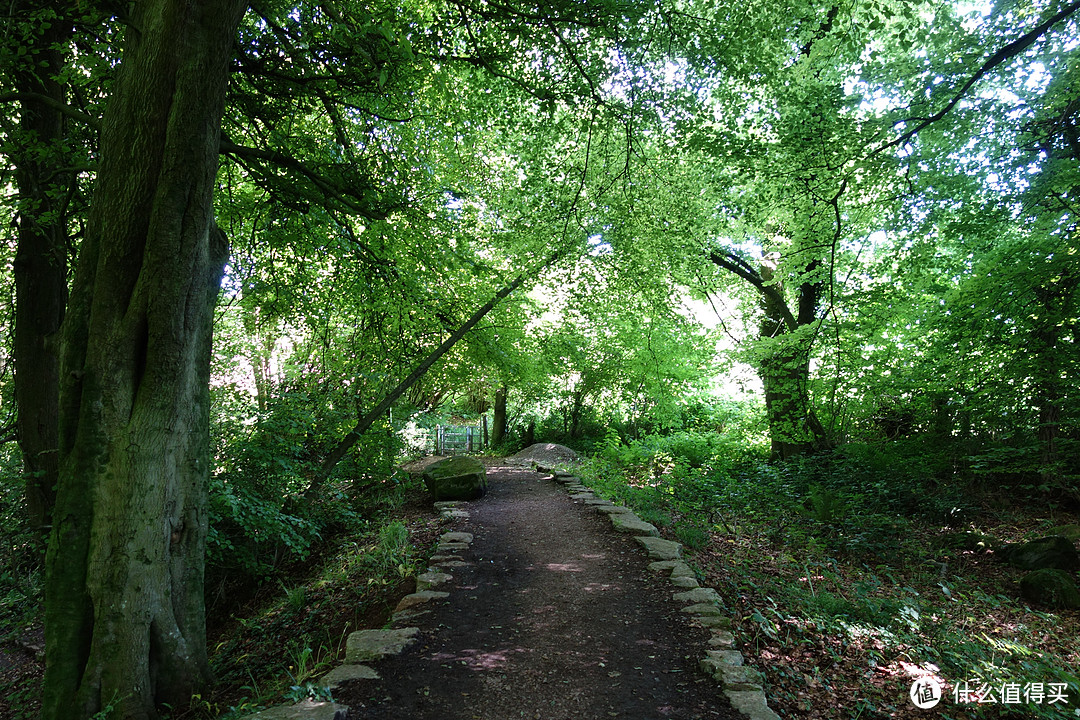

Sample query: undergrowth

[0,465,442,720]
[574,429,1080,719]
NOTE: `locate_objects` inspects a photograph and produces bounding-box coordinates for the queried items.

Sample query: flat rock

[416,571,453,591]
[394,591,449,612]
[440,532,474,544]
[716,664,764,691]
[596,505,634,515]
[709,630,736,648]
[583,498,613,506]
[611,514,659,536]
[320,664,380,688]
[648,560,680,573]
[569,492,596,500]
[433,560,470,568]
[680,602,723,617]
[725,690,782,720]
[437,542,470,552]
[669,562,695,578]
[673,587,721,605]
[391,608,431,625]
[635,536,682,560]
[245,699,347,720]
[440,509,470,520]
[671,576,699,588]
[345,627,421,663]
[692,615,733,629]
[433,501,465,510]
[706,649,744,666]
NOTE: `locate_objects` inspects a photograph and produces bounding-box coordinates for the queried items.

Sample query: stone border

[244,503,475,720]
[537,465,781,720]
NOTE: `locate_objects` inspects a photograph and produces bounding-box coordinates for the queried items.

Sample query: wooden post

[482,414,488,449]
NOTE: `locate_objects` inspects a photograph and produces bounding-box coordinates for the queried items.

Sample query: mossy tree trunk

[42,1,245,718]
[755,260,828,461]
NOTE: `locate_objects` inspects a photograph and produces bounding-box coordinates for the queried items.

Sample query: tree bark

[42,1,245,718]
[491,385,508,446]
[11,1,72,536]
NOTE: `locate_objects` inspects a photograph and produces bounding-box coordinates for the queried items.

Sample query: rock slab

[1003,536,1080,571]
[1020,568,1080,609]
[320,664,380,687]
[635,536,682,560]
[245,699,347,720]
[423,456,488,500]
[345,627,421,663]
[610,513,660,537]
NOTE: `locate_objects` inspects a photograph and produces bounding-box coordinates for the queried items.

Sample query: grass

[574,440,1080,720]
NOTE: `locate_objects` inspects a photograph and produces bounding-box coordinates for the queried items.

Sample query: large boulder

[422,456,487,501]
[1019,569,1080,609]
[1000,536,1080,571]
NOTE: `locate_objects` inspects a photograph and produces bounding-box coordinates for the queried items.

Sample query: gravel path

[333,461,741,720]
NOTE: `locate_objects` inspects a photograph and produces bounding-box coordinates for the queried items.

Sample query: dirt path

[334,462,741,720]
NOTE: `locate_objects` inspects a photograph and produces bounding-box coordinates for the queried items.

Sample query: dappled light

[545,563,585,573]
[428,648,525,672]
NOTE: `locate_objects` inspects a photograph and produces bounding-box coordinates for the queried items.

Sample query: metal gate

[435,424,486,455]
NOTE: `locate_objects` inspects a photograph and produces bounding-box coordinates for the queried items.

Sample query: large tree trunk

[758,337,824,460]
[42,1,245,718]
[757,261,827,460]
[11,1,72,536]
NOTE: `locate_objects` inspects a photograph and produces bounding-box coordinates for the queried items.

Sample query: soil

[334,460,741,720]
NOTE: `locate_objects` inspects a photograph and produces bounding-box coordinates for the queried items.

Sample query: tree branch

[709,249,799,331]
[219,138,388,218]
[872,0,1080,157]
[0,92,101,128]
[303,248,566,495]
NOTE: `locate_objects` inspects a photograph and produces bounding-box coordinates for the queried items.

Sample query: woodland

[0,0,1078,718]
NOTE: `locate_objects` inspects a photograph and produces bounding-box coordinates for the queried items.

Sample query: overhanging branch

[709,249,799,331]
[303,247,566,496]
[872,0,1080,157]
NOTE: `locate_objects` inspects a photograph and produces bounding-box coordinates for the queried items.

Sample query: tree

[43,1,245,717]
[8,2,71,535]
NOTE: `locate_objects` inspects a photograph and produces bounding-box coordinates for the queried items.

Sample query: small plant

[284,683,334,703]
[801,484,845,524]
[674,523,709,550]
[280,580,307,612]
[285,644,318,684]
